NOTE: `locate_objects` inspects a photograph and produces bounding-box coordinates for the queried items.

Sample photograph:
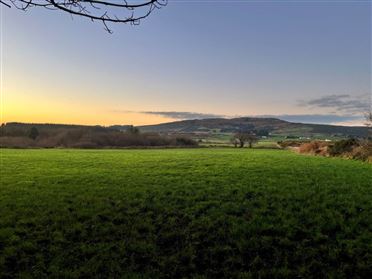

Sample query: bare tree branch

[0,0,11,7]
[2,0,167,32]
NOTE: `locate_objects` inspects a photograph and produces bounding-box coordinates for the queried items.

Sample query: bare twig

[1,0,167,32]
[0,0,11,7]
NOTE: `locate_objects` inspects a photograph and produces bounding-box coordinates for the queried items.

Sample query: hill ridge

[138,117,367,138]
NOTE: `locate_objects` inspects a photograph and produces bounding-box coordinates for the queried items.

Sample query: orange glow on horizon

[2,94,176,126]
[2,108,176,126]
[1,81,178,126]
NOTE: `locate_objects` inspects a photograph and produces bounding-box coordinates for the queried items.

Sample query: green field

[1,149,371,278]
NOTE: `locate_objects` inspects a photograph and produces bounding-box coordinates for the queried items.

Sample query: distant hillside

[139,117,368,138]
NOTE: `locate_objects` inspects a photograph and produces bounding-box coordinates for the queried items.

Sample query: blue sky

[2,0,371,125]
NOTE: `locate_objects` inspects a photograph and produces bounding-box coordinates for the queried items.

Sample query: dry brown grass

[298,141,330,156]
[350,141,372,162]
[278,140,309,148]
[297,140,372,162]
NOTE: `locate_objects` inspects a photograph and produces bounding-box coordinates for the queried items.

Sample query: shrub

[296,139,371,162]
[329,139,359,156]
[174,136,198,147]
[298,141,329,156]
[350,141,372,162]
[278,140,309,148]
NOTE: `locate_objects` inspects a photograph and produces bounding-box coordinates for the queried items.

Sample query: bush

[350,141,372,162]
[278,140,309,148]
[329,138,359,156]
[296,139,371,162]
[298,141,329,156]
[174,136,198,147]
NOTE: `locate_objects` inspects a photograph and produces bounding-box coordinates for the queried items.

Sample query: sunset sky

[1,0,371,126]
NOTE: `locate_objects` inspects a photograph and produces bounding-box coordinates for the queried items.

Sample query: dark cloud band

[298,94,370,114]
[141,111,225,120]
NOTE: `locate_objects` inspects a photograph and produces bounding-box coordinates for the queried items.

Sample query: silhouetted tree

[1,0,167,33]
[126,125,140,134]
[230,137,239,148]
[29,127,39,140]
[0,123,5,137]
[365,110,372,140]
[232,132,258,148]
[366,111,372,125]
[247,134,258,148]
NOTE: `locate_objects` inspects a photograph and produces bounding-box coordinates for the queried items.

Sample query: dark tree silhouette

[1,0,167,32]
[365,110,372,126]
[365,110,372,139]
[126,125,140,134]
[230,137,239,148]
[232,132,258,148]
[28,127,39,140]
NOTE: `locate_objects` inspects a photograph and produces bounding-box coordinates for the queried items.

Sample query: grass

[0,148,371,278]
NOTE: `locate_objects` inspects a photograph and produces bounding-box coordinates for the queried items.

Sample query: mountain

[139,117,368,138]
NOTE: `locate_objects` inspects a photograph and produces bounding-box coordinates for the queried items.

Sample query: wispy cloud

[258,114,363,125]
[139,111,225,120]
[298,94,370,114]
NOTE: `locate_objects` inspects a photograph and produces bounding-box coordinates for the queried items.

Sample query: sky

[1,0,371,126]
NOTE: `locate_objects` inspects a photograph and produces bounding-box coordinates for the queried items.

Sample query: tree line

[0,123,197,148]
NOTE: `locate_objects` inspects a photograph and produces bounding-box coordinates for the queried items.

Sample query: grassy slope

[0,149,371,278]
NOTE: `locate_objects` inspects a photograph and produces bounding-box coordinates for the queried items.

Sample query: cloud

[110,110,224,120]
[140,111,226,120]
[260,114,363,125]
[329,119,366,127]
[298,94,370,114]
